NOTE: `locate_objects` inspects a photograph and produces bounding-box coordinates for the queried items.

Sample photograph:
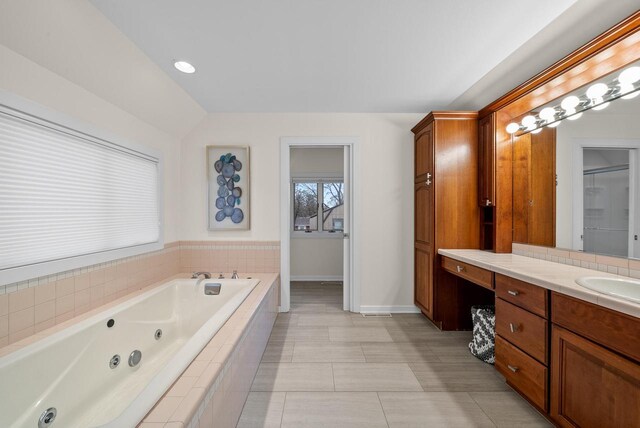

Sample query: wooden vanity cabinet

[413,112,480,329]
[550,293,640,427]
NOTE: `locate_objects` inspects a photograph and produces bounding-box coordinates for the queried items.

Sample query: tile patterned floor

[237,281,551,427]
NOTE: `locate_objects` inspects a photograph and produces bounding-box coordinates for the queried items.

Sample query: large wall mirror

[511,61,640,259]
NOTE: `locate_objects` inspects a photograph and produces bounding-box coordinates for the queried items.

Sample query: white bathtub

[0,277,260,428]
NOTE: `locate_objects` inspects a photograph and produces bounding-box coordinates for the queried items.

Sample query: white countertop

[438,249,640,319]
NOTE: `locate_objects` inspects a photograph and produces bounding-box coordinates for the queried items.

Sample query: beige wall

[181,113,422,309]
[290,147,344,280]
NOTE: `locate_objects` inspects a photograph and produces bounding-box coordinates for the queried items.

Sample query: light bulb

[592,102,610,111]
[521,115,536,128]
[548,121,561,128]
[531,128,542,134]
[561,95,580,110]
[506,122,520,134]
[586,83,608,99]
[567,112,583,121]
[174,61,196,74]
[563,107,576,117]
[539,107,556,122]
[618,66,640,85]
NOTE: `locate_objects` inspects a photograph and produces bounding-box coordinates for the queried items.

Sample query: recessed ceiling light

[174,61,195,74]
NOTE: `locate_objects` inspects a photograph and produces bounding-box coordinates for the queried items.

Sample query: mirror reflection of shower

[582,148,630,257]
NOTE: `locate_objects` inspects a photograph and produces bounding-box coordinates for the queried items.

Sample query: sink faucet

[231,270,239,279]
[191,272,212,279]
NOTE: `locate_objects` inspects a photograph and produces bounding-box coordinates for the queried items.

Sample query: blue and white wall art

[207,146,250,230]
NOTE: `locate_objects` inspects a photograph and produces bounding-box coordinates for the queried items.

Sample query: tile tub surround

[0,240,280,347]
[179,241,280,274]
[139,273,279,428]
[0,242,181,347]
[438,249,640,318]
[512,242,640,279]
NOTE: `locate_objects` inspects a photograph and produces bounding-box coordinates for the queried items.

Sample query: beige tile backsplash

[512,242,640,279]
[0,241,280,347]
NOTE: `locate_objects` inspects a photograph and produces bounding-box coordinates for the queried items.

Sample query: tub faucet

[231,270,239,279]
[191,272,212,279]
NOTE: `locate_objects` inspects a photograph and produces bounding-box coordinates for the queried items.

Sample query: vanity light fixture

[173,60,196,74]
[506,122,520,134]
[505,64,640,134]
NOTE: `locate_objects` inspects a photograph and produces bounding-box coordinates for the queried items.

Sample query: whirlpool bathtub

[0,277,260,428]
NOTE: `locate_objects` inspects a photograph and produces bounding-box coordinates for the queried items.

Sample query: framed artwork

[207,145,250,230]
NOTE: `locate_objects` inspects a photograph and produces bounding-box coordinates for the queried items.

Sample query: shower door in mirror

[581,148,632,257]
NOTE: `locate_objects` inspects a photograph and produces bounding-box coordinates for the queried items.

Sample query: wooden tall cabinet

[478,114,496,207]
[414,122,435,317]
[512,128,556,247]
[413,112,484,329]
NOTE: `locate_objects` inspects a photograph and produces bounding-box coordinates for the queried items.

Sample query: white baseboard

[290,275,343,282]
[359,305,421,314]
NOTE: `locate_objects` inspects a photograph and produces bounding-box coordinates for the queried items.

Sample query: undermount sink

[575,277,640,303]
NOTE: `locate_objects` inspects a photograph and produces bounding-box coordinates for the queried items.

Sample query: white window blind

[0,105,161,284]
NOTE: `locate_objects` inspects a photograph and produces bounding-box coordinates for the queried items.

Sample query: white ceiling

[89,0,584,113]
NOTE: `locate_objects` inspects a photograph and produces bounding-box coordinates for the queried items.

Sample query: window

[0,101,162,285]
[292,180,343,234]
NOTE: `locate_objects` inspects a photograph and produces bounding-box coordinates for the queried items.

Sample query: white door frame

[279,137,360,313]
[571,138,640,256]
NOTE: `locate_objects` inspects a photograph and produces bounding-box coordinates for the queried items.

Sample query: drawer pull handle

[507,365,519,373]
[507,290,519,296]
[509,323,519,333]
[456,265,465,273]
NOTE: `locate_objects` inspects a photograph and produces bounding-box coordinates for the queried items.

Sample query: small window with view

[292,180,343,234]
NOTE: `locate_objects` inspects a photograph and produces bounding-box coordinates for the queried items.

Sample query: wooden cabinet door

[528,128,556,247]
[415,122,434,181]
[414,242,432,318]
[550,325,640,428]
[415,124,434,318]
[478,114,495,206]
[415,180,434,318]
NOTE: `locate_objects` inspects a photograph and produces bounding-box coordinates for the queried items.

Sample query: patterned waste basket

[468,305,495,364]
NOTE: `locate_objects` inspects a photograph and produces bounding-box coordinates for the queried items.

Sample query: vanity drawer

[441,257,493,290]
[496,298,548,364]
[495,274,548,318]
[552,292,640,363]
[496,335,548,412]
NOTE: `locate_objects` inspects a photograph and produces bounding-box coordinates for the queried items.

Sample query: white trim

[290,275,343,282]
[291,233,344,239]
[359,305,421,314]
[280,137,360,313]
[0,91,164,286]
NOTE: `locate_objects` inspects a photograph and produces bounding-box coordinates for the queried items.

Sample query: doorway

[279,137,358,313]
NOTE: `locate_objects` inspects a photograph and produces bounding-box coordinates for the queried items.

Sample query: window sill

[291,232,344,239]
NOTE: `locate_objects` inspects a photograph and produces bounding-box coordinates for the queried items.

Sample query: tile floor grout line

[468,391,501,428]
[279,391,288,428]
[376,391,392,428]
[331,362,336,391]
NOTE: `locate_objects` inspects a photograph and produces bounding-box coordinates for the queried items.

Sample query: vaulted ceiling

[92,0,575,112]
[91,0,583,112]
